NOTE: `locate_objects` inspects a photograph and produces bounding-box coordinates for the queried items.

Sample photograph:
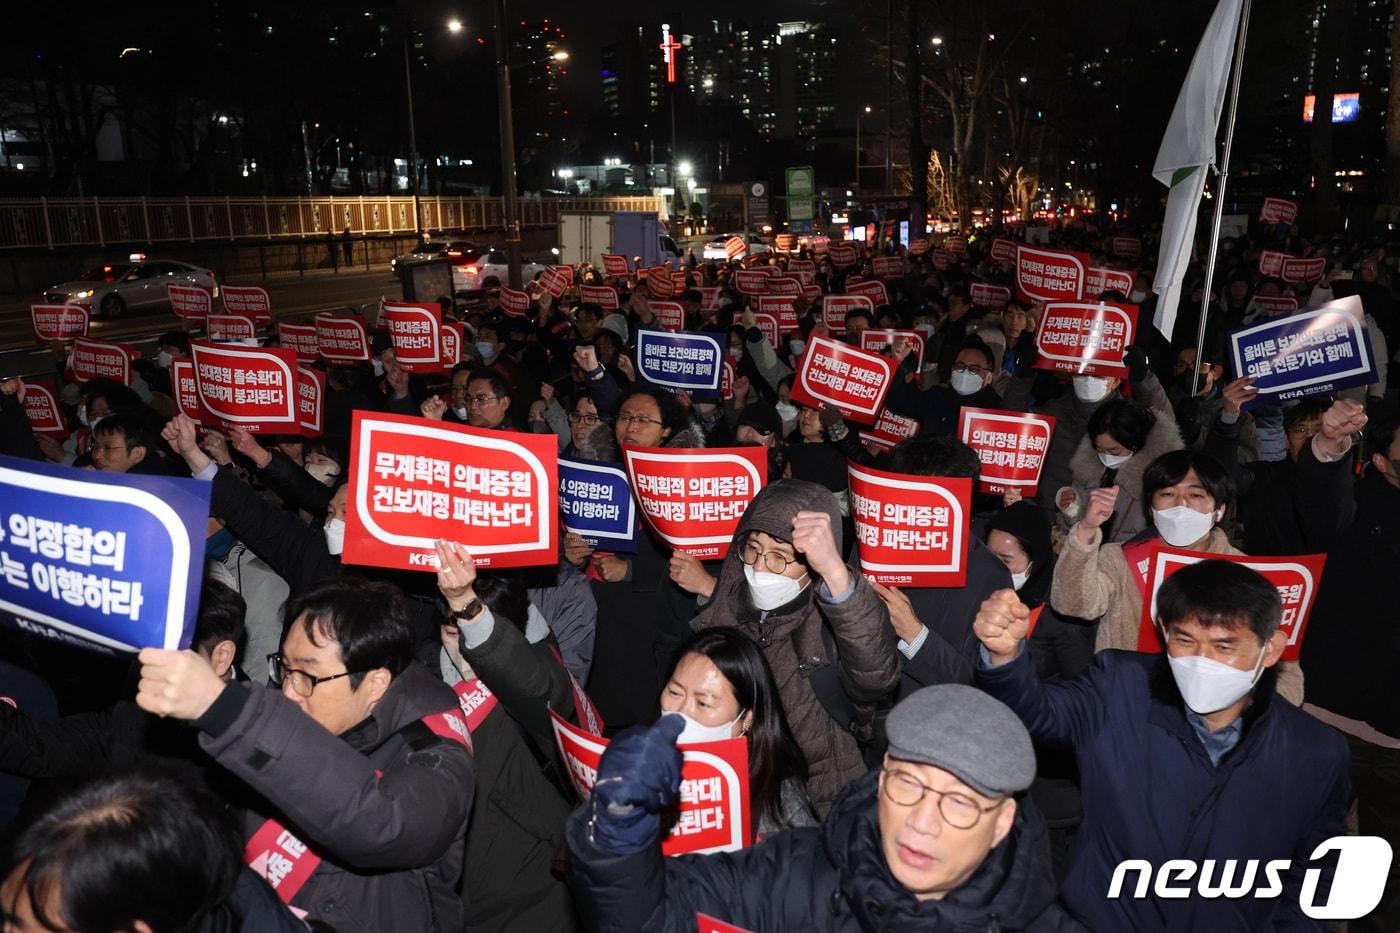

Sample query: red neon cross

[660,33,681,83]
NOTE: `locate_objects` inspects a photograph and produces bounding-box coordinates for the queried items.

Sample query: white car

[43,255,217,319]
[451,249,549,295]
[702,232,771,262]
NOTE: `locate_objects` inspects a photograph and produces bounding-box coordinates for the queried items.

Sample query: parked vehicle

[43,254,217,319]
[559,211,682,270]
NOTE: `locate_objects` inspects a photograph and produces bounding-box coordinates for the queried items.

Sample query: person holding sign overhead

[973,561,1350,932]
[566,684,1072,931]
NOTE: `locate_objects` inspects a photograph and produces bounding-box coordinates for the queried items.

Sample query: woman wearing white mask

[690,479,900,815]
[1050,448,1304,704]
[658,627,817,838]
[1055,398,1182,543]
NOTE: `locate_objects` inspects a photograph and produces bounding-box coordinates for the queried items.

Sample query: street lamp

[403,18,465,242]
[678,161,693,177]
[552,50,569,61]
[855,106,871,189]
[447,19,463,33]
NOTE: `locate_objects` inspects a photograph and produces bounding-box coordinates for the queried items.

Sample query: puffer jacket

[194,663,474,932]
[1055,412,1183,544]
[691,480,899,814]
[1050,525,1305,705]
[566,770,1082,932]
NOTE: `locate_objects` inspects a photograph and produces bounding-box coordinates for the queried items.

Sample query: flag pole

[1191,0,1253,395]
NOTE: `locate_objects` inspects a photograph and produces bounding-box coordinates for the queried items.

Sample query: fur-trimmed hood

[1067,412,1183,495]
[577,418,707,462]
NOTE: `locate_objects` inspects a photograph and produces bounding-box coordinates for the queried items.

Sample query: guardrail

[0,195,668,251]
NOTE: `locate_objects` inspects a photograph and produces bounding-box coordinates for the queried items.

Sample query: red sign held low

[957,408,1056,496]
[1258,251,1288,277]
[789,336,893,426]
[623,445,767,560]
[315,314,371,362]
[907,239,931,256]
[71,338,135,385]
[190,341,300,434]
[30,304,89,343]
[1281,257,1326,284]
[970,283,1012,310]
[755,295,798,332]
[1250,295,1300,317]
[601,254,631,277]
[766,276,801,296]
[440,321,465,367]
[857,408,919,451]
[345,412,559,571]
[873,256,904,279]
[850,463,971,587]
[297,366,326,436]
[580,284,620,309]
[845,278,889,306]
[170,359,202,423]
[1260,197,1299,226]
[775,233,798,252]
[649,300,685,332]
[1015,245,1089,303]
[944,235,968,254]
[733,269,768,296]
[931,249,955,271]
[221,285,272,325]
[383,301,444,373]
[828,241,858,267]
[821,295,873,333]
[19,378,65,435]
[1085,267,1134,298]
[990,239,1018,263]
[1033,301,1138,378]
[1112,237,1142,259]
[647,270,677,299]
[860,328,925,371]
[168,284,212,321]
[500,286,532,316]
[206,314,257,343]
[540,265,573,299]
[277,323,320,362]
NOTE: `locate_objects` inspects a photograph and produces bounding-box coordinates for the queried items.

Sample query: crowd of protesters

[0,217,1397,932]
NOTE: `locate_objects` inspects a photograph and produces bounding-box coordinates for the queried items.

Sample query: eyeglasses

[465,394,502,408]
[568,412,603,426]
[951,363,989,376]
[267,653,363,698]
[741,538,797,575]
[617,411,663,427]
[92,443,130,454]
[880,768,1004,829]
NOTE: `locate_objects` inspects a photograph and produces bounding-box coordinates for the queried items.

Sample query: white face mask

[452,405,469,421]
[672,710,744,745]
[914,322,937,340]
[323,517,346,556]
[305,461,340,486]
[1011,569,1030,590]
[77,404,90,427]
[728,347,742,359]
[744,562,809,611]
[1166,638,1268,714]
[950,370,984,396]
[372,358,385,378]
[788,338,806,357]
[1098,450,1133,469]
[1073,375,1111,403]
[155,350,173,369]
[775,402,798,424]
[476,341,496,361]
[1152,505,1219,547]
[1128,289,1148,304]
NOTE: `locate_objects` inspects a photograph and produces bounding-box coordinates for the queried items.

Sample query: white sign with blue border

[558,457,637,552]
[636,330,723,395]
[1228,295,1378,403]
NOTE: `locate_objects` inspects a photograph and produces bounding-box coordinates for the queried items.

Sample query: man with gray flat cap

[565,683,1082,931]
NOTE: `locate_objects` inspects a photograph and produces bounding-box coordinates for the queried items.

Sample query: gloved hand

[588,714,685,855]
[1123,345,1149,383]
[819,404,848,442]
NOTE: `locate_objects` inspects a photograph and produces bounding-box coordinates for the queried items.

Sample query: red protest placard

[857,408,919,451]
[647,271,677,299]
[441,321,465,367]
[549,710,753,856]
[775,233,797,252]
[345,412,558,571]
[168,284,212,321]
[766,276,801,297]
[580,284,620,310]
[1033,301,1138,378]
[1137,547,1326,662]
[822,294,873,333]
[907,239,931,257]
[170,359,203,423]
[957,408,1056,496]
[698,915,755,933]
[829,241,858,267]
[1251,295,1300,317]
[698,287,721,312]
[944,235,968,254]
[752,313,780,348]
[860,328,926,370]
[846,279,889,306]
[789,336,893,426]
[671,271,693,293]
[1015,246,1089,303]
[788,259,816,278]
[721,357,735,400]
[990,239,1018,263]
[873,256,904,279]
[725,236,747,261]
[71,338,134,385]
[602,253,631,277]
[315,314,371,362]
[1260,197,1299,226]
[809,235,830,254]
[296,366,326,436]
[650,300,685,332]
[19,378,65,435]
[931,249,955,271]
[30,304,89,342]
[1258,250,1288,277]
[382,300,443,374]
[540,265,573,299]
[277,323,319,362]
[1112,237,1142,259]
[1086,267,1134,297]
[1281,257,1326,284]
[190,341,300,434]
[221,284,272,325]
[622,445,767,560]
[206,314,257,343]
[499,286,532,316]
[970,283,1012,310]
[733,269,768,296]
[849,463,971,587]
[801,284,822,302]
[755,295,798,331]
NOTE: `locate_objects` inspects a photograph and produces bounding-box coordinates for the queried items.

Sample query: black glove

[1124,345,1149,383]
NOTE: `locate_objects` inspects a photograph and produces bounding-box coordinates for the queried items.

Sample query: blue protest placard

[1228,296,1379,404]
[558,457,637,552]
[636,330,723,395]
[0,456,210,654]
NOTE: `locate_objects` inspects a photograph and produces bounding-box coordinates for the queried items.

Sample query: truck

[559,211,683,270]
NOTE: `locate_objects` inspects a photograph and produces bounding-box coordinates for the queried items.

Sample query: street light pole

[402,36,422,242]
[492,0,522,288]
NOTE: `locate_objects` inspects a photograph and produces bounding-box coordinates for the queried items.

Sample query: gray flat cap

[884,684,1036,797]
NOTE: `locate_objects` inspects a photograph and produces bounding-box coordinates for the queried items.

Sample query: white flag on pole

[1151,0,1245,340]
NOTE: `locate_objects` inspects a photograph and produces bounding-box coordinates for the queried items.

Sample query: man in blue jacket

[973,559,1352,930]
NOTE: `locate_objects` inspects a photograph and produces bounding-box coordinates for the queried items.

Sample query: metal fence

[0,195,668,251]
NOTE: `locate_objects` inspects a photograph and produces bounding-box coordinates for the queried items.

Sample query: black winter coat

[566,770,1081,932]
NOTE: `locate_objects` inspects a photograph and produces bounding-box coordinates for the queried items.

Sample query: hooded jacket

[565,769,1081,932]
[692,480,900,813]
[1057,412,1183,544]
